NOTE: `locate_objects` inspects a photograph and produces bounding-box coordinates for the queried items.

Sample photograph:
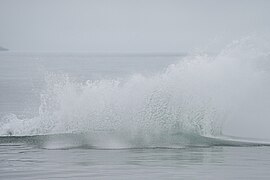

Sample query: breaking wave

[1,37,270,148]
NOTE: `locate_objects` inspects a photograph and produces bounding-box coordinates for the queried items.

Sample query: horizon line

[0,51,190,57]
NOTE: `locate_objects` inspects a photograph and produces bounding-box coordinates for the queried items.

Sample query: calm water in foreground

[1,145,270,179]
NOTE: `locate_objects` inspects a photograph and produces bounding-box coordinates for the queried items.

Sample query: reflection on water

[1,144,270,179]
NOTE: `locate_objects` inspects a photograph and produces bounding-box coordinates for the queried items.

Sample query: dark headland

[0,46,8,51]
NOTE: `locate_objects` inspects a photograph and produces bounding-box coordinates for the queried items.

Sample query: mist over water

[0,37,270,148]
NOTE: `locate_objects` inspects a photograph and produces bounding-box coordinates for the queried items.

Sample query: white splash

[1,37,270,144]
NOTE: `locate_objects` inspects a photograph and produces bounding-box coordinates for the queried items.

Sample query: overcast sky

[0,0,270,53]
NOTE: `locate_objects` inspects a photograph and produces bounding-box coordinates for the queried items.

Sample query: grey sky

[0,0,270,53]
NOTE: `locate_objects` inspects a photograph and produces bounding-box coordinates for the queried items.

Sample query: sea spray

[0,37,270,147]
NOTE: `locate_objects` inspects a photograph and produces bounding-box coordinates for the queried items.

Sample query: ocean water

[1,38,270,179]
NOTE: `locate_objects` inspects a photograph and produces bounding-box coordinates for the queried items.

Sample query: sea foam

[1,37,270,148]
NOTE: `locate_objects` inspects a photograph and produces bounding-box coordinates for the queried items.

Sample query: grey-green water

[1,144,270,180]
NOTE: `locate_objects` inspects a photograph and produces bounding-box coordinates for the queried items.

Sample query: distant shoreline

[0,47,8,51]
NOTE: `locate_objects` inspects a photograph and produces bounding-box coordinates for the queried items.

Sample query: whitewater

[1,37,270,179]
[0,37,270,150]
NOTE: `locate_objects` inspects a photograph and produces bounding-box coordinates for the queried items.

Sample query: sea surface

[1,51,270,179]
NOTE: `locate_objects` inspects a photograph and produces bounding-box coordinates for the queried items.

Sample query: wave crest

[1,37,270,147]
